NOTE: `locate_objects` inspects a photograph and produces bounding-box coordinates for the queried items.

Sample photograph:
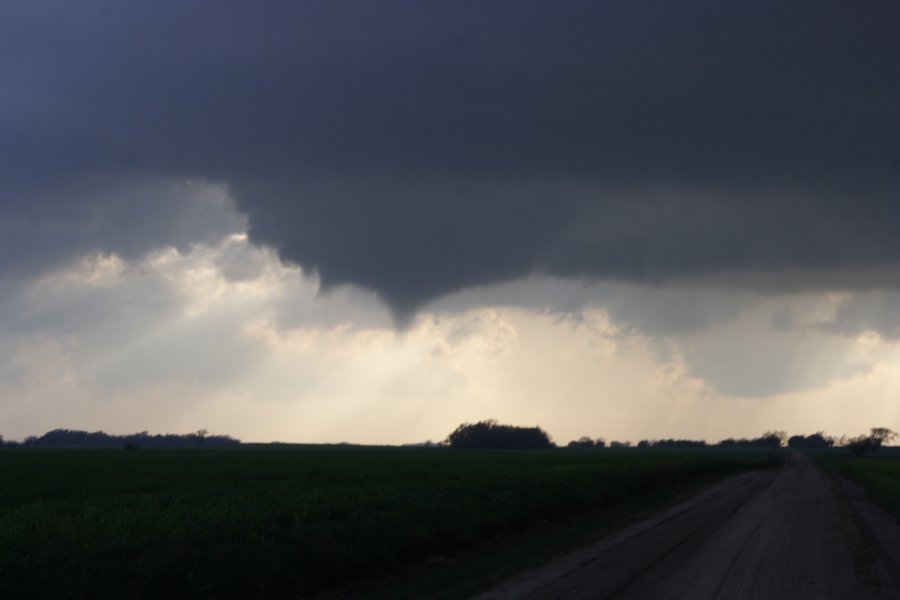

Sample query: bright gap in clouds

[0,188,898,444]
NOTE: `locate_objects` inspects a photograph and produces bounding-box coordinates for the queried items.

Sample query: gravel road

[472,452,900,599]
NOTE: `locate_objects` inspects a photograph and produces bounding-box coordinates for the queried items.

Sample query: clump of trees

[567,436,606,449]
[447,420,554,449]
[716,431,786,449]
[845,427,897,457]
[787,432,834,449]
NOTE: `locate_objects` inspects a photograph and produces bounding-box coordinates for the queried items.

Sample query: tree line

[446,421,897,456]
[573,431,785,450]
[0,429,240,449]
[2,423,895,455]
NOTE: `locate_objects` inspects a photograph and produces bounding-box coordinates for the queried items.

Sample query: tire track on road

[473,452,900,600]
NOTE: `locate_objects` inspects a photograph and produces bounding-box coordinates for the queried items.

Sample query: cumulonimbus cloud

[2,1,899,323]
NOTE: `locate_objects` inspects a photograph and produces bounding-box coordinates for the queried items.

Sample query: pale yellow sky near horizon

[1,228,898,446]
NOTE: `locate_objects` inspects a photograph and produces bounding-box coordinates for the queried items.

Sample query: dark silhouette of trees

[846,436,876,457]
[637,439,708,449]
[846,427,897,457]
[567,436,606,449]
[869,427,897,448]
[787,432,834,449]
[20,429,240,448]
[716,432,785,449]
[447,420,553,449]
[760,431,787,448]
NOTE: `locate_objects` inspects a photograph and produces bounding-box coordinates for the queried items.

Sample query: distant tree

[787,432,833,449]
[609,440,632,448]
[594,438,607,448]
[567,436,597,449]
[760,431,787,448]
[869,427,897,448]
[637,440,651,448]
[447,420,553,449]
[846,436,876,457]
[847,427,897,457]
[193,429,209,444]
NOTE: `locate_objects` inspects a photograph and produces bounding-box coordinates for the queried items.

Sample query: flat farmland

[0,447,780,599]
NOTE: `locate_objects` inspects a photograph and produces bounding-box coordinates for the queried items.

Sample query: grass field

[0,446,781,599]
[815,449,900,518]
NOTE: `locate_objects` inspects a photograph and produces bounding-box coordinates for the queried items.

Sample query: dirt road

[472,452,900,599]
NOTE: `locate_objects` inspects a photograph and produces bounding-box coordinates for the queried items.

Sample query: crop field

[0,446,780,599]
[816,451,900,518]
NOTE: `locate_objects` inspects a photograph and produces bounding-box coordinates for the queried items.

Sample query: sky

[1,1,899,444]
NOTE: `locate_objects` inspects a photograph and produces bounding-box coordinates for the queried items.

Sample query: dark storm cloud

[2,1,899,321]
[0,178,243,281]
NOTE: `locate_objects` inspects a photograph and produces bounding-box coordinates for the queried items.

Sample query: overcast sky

[1,1,899,443]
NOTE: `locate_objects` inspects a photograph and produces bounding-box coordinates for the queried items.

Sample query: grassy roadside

[0,447,782,599]
[814,449,900,518]
[353,451,785,599]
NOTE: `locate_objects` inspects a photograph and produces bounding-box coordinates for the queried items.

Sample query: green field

[815,450,900,518]
[0,447,781,599]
